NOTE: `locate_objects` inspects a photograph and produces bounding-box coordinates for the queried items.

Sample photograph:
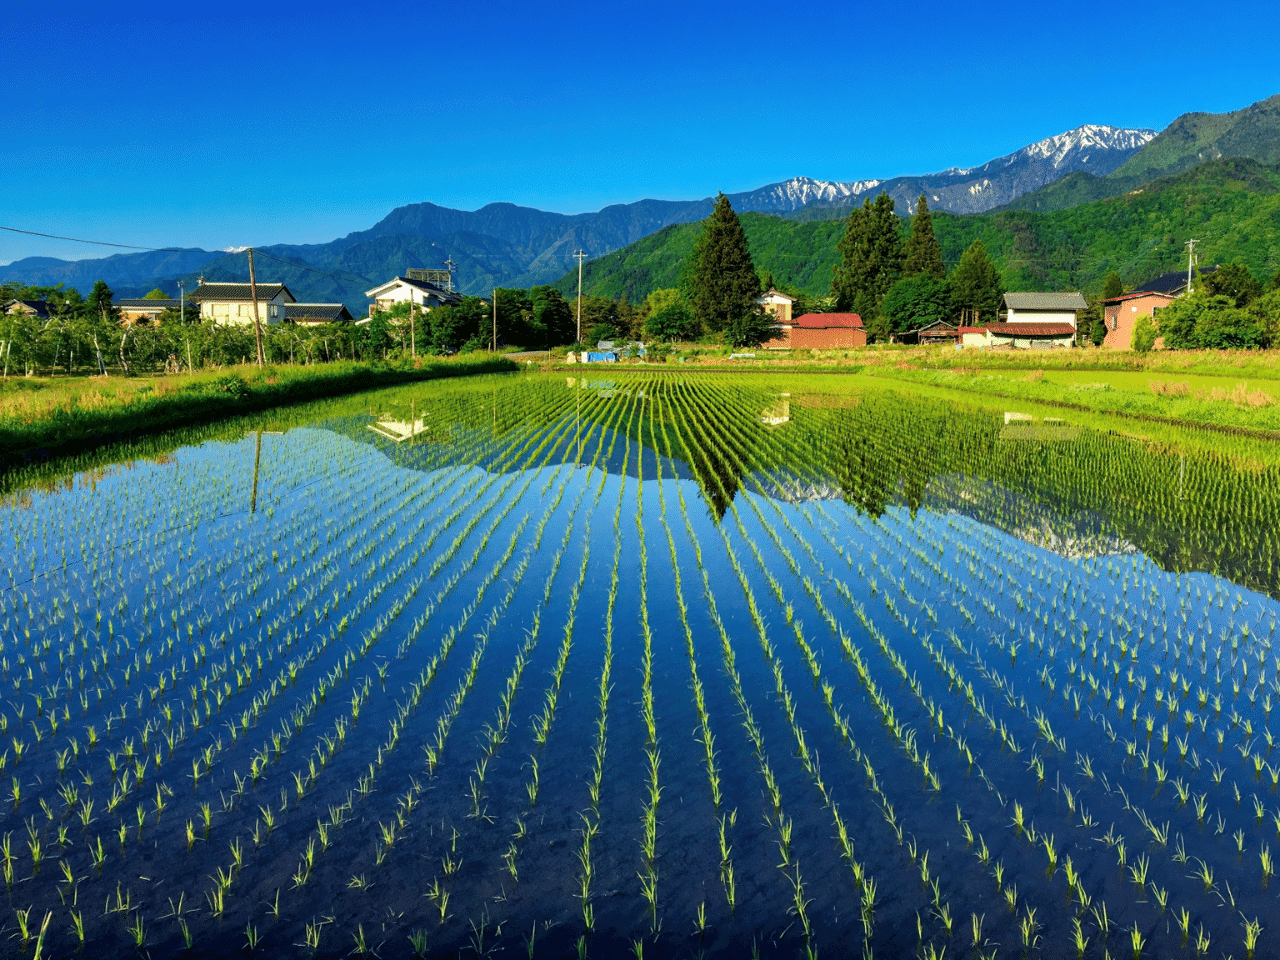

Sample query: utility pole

[1185,239,1200,293]
[247,247,265,368]
[410,300,416,359]
[443,257,456,293]
[492,289,497,351]
[573,249,587,345]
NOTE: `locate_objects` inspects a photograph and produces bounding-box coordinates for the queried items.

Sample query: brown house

[765,312,865,349]
[1100,266,1217,350]
[1102,291,1176,349]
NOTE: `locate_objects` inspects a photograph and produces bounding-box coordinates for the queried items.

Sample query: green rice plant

[1130,923,1146,959]
[1243,915,1263,959]
[1190,857,1215,892]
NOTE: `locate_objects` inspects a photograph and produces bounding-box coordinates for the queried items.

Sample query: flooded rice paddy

[2,372,1279,959]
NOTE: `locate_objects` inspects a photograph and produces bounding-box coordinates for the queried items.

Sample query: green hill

[1003,94,1280,213]
[555,158,1280,302]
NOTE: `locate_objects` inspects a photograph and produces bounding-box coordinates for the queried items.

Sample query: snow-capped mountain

[764,124,1158,219]
[726,176,882,213]
[945,125,1156,176]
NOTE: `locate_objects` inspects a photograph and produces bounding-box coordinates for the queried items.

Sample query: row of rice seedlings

[632,408,664,936]
[675,379,976,952]
[945,606,1272,952]
[692,379,1182,950]
[494,384,644,904]
[35,389,578,947]
[1,453,415,946]
[574,388,640,953]
[358,391,632,950]
[640,399,732,839]
[651,383,822,949]
[806,447,1273,956]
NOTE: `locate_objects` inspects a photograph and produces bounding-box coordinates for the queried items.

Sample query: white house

[363,277,463,317]
[974,291,1087,349]
[189,281,296,326]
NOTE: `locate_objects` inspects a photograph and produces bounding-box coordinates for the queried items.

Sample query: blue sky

[2,0,1277,265]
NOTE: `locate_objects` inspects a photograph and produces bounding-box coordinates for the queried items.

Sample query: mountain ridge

[5,96,1277,309]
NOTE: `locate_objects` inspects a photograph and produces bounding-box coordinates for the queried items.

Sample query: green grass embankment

[865,366,1280,437]
[0,355,518,470]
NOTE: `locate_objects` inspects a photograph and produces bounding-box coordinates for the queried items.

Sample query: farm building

[764,312,865,350]
[894,319,959,346]
[969,292,1087,349]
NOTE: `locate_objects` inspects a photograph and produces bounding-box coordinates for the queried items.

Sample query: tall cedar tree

[1102,271,1125,300]
[831,192,902,319]
[687,193,760,333]
[949,239,1004,324]
[902,195,946,280]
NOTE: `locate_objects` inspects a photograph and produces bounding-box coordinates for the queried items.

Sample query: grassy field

[541,347,1280,437]
[0,354,517,469]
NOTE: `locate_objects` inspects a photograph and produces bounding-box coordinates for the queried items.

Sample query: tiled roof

[985,322,1077,336]
[399,277,463,302]
[1003,292,1087,311]
[1133,265,1218,296]
[3,298,50,316]
[284,303,354,323]
[793,312,863,329]
[758,288,796,302]
[1102,291,1177,305]
[365,277,464,303]
[189,282,294,302]
[117,299,181,309]
[957,326,987,335]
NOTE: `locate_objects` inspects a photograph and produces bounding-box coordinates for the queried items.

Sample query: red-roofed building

[764,312,866,350]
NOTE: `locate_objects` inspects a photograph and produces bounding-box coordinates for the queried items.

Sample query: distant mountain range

[1001,93,1280,212]
[551,158,1280,304]
[1,95,1275,310]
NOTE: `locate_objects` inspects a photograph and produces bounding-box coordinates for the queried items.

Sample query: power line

[0,225,193,253]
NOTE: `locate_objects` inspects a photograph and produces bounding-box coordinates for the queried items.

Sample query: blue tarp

[585,352,617,363]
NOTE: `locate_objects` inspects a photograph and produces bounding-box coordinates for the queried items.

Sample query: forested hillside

[555,159,1280,302]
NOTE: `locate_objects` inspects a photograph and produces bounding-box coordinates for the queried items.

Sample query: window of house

[213,304,230,317]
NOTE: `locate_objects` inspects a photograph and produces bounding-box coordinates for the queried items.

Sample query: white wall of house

[366,281,449,314]
[200,294,289,325]
[1005,308,1078,327]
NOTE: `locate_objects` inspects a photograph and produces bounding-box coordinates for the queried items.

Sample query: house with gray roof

[188,281,296,326]
[970,291,1088,349]
[117,298,181,324]
[283,303,354,325]
[3,299,50,320]
[364,276,463,318]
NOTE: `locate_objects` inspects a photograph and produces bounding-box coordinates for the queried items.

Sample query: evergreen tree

[881,274,952,335]
[1201,263,1262,307]
[949,239,1004,324]
[831,192,902,322]
[1102,271,1125,300]
[901,195,946,280]
[85,280,119,324]
[686,192,760,334]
